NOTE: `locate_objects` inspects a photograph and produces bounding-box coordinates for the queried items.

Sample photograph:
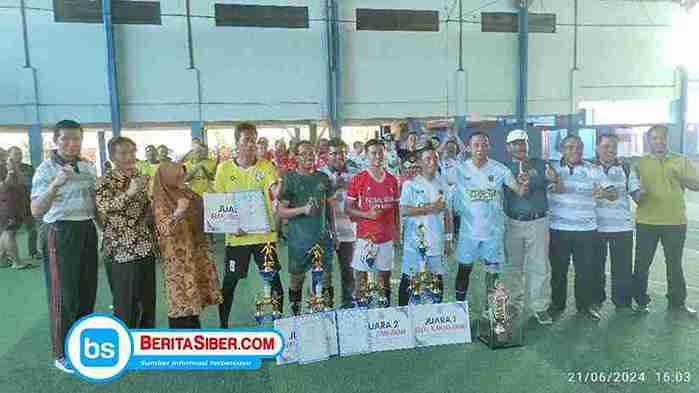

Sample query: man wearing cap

[503,130,553,325]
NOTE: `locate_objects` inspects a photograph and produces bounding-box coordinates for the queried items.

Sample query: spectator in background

[96,136,157,329]
[157,144,172,163]
[31,120,98,374]
[0,152,33,269]
[348,141,366,170]
[272,139,296,178]
[398,131,419,164]
[316,138,330,169]
[184,143,216,196]
[257,137,273,162]
[137,145,160,177]
[7,146,38,260]
[632,125,699,317]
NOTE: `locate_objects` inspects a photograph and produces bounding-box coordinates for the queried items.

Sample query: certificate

[367,307,415,353]
[274,317,298,366]
[296,314,330,364]
[336,309,370,357]
[411,302,471,348]
[203,192,271,234]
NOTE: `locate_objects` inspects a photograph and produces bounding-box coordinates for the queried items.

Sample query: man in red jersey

[346,139,400,307]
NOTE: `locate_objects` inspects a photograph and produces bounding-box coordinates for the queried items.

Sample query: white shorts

[351,238,395,272]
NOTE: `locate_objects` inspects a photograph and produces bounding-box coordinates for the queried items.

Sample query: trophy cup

[408,223,441,305]
[353,237,388,308]
[477,271,521,349]
[255,242,282,325]
[306,242,327,313]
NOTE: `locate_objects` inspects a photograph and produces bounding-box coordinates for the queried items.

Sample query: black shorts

[224,244,282,279]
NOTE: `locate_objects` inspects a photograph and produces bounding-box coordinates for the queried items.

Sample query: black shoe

[668,305,698,319]
[578,308,601,321]
[635,304,650,315]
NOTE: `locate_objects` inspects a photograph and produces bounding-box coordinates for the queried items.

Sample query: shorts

[224,244,282,280]
[401,251,446,275]
[454,235,504,269]
[351,238,394,272]
[287,237,334,275]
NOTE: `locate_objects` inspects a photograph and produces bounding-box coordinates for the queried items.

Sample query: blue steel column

[102,0,122,136]
[191,121,204,142]
[325,0,341,138]
[517,3,529,131]
[29,125,43,166]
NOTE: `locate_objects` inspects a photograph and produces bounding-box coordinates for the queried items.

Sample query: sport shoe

[54,358,75,374]
[534,311,553,325]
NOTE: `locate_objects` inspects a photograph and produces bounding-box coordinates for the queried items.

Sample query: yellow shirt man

[136,160,160,178]
[214,159,279,247]
[635,152,699,225]
[184,159,217,196]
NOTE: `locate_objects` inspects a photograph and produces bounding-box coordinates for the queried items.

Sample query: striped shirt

[593,161,640,233]
[31,158,97,224]
[548,160,609,232]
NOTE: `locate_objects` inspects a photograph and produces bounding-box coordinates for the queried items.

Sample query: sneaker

[54,358,75,374]
[534,311,553,325]
[636,304,650,315]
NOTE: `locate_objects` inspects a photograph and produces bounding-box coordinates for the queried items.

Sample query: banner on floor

[275,302,471,366]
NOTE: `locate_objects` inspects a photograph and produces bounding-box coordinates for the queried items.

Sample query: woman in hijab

[152,162,222,328]
[0,154,34,269]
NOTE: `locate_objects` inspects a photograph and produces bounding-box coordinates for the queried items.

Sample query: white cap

[506,129,528,144]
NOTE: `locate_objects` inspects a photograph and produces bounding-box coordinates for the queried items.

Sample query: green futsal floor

[2,200,699,393]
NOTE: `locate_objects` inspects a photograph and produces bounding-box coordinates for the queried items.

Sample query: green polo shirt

[635,152,699,225]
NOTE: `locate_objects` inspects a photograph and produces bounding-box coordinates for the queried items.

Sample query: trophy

[255,242,282,325]
[408,223,442,305]
[477,271,521,349]
[353,237,388,308]
[305,242,327,313]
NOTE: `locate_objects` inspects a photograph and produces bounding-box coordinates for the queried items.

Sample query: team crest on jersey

[255,171,263,182]
[488,175,495,183]
[318,182,327,192]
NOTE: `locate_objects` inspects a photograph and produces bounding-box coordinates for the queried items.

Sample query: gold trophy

[408,223,442,304]
[255,242,282,325]
[353,236,388,308]
[306,243,327,313]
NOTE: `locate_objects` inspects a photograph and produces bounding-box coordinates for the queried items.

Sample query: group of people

[31,119,699,375]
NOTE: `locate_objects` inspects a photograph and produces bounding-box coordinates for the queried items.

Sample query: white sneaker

[54,358,75,374]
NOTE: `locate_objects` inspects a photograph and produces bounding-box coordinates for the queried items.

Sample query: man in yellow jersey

[184,143,217,196]
[632,125,699,317]
[136,145,160,177]
[214,122,283,328]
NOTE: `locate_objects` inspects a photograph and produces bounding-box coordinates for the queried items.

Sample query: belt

[508,211,547,222]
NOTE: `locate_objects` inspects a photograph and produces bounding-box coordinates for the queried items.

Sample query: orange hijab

[152,162,204,234]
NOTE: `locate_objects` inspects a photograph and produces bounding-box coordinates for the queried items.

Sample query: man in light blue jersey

[450,132,528,302]
[398,146,454,306]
